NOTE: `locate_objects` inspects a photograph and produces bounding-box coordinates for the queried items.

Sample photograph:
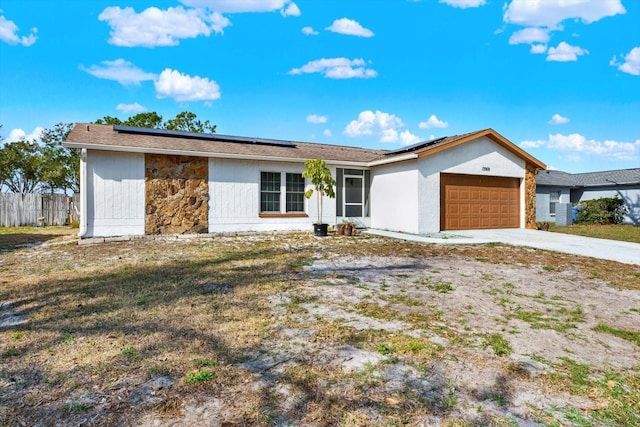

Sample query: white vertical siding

[87,150,145,237]
[209,158,333,232]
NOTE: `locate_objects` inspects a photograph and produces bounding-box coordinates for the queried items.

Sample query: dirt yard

[1,231,639,426]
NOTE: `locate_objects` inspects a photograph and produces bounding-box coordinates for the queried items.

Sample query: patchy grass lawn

[1,232,639,426]
[550,223,640,244]
[0,226,77,251]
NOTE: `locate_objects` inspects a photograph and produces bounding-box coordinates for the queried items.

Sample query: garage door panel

[441,174,520,231]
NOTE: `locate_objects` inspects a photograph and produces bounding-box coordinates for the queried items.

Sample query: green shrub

[576,197,627,225]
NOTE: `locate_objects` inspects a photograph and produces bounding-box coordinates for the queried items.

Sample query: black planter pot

[313,223,329,236]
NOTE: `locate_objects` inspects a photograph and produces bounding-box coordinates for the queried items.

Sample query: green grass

[593,322,640,347]
[550,223,640,244]
[0,225,76,250]
[544,358,640,426]
[186,370,214,383]
[481,333,512,356]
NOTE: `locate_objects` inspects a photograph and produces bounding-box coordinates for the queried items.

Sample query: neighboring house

[536,168,640,224]
[63,124,546,238]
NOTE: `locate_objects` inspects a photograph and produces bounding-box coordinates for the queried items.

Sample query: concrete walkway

[364,228,640,265]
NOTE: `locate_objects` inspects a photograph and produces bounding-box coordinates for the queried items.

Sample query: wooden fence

[0,193,77,227]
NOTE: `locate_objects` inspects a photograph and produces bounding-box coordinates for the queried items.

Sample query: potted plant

[536,221,550,231]
[302,159,336,236]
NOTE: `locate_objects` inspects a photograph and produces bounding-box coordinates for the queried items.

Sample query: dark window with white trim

[286,173,305,212]
[549,191,560,216]
[260,172,281,212]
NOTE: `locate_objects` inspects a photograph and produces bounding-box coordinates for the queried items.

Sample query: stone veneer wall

[525,165,537,229]
[145,154,209,234]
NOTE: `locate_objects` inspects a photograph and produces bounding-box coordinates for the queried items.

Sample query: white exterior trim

[78,149,88,237]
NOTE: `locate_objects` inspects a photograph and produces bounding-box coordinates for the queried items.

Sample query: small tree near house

[302,159,336,228]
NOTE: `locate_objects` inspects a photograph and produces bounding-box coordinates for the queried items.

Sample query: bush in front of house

[575,197,628,225]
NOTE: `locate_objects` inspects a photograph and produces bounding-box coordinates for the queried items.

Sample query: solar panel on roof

[384,136,446,155]
[113,125,296,148]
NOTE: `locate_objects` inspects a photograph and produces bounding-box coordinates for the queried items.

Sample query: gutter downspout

[78,148,88,238]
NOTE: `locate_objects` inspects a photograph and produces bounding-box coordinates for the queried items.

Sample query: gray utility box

[555,203,573,226]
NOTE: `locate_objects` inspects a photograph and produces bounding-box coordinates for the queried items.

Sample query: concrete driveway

[365,228,640,265]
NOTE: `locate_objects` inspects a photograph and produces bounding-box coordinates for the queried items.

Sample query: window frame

[285,172,305,213]
[343,172,365,218]
[259,171,308,217]
[549,190,561,217]
[260,171,281,213]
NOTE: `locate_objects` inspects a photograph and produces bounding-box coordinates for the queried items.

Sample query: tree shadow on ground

[1,239,542,426]
[0,228,75,252]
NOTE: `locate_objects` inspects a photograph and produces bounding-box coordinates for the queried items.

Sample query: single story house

[536,168,640,224]
[63,124,546,238]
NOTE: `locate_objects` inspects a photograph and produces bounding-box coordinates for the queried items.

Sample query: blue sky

[1,0,638,173]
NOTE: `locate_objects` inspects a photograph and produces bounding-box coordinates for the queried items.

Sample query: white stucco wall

[209,158,336,232]
[86,150,145,237]
[417,137,527,233]
[370,162,419,233]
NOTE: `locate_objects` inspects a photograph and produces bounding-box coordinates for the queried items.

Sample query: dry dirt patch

[1,233,639,426]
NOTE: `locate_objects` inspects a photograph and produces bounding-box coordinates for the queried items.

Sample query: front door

[344,175,364,217]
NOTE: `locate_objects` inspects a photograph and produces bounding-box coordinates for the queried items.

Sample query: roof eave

[62,141,373,167]
[416,128,547,170]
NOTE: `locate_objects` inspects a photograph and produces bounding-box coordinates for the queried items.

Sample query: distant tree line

[94,111,216,134]
[0,112,216,194]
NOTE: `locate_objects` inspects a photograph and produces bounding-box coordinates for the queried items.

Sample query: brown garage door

[440,174,520,230]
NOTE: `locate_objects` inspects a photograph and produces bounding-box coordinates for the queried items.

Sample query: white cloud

[0,15,37,46]
[503,0,626,28]
[520,133,640,161]
[80,59,157,85]
[344,110,405,143]
[610,47,640,76]
[326,18,374,38]
[530,44,547,54]
[323,129,332,137]
[399,130,421,146]
[549,113,569,125]
[154,68,221,102]
[439,0,486,8]
[116,102,147,114]
[302,26,318,35]
[546,42,588,62]
[519,139,546,149]
[380,128,398,143]
[281,2,300,16]
[99,6,230,47]
[419,115,448,129]
[7,127,44,143]
[307,114,327,124]
[180,0,298,14]
[288,57,377,79]
[508,27,550,45]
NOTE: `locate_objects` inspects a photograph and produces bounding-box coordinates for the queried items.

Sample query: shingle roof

[535,170,577,186]
[65,123,387,164]
[536,168,640,187]
[64,123,545,168]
